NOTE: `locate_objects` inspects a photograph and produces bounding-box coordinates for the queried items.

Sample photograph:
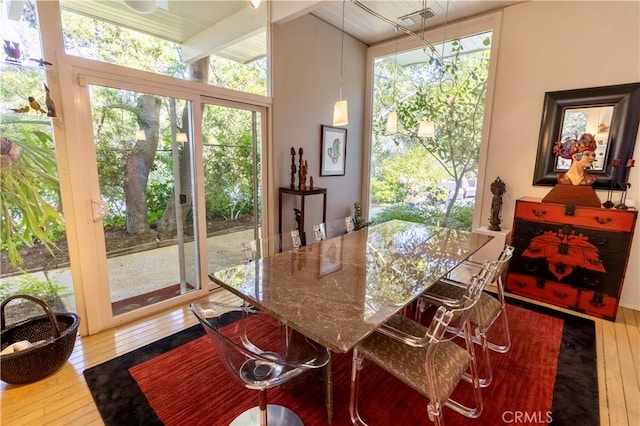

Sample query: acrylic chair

[191,301,330,426]
[241,230,302,263]
[349,274,486,426]
[313,216,355,242]
[418,245,515,387]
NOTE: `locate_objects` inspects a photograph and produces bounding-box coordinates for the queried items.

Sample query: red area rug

[132,304,557,425]
[84,298,598,426]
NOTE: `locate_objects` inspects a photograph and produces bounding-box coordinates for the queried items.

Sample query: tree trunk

[124,94,161,234]
[156,56,209,235]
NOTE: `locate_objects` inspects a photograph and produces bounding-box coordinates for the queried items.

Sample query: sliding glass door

[87,85,199,316]
[201,98,265,274]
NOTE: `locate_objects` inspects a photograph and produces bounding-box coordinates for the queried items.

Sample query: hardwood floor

[1,289,639,425]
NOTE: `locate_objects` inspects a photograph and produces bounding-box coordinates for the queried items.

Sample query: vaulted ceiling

[58,0,520,64]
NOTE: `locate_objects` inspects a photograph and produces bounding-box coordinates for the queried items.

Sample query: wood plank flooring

[1,289,639,425]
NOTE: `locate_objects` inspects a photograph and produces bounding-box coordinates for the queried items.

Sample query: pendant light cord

[339,0,345,101]
[392,25,398,101]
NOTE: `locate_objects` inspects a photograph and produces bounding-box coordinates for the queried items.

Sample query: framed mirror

[532,83,640,190]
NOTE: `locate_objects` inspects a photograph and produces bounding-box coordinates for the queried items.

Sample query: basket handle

[0,295,62,338]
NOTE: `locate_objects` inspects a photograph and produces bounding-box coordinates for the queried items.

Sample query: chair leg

[427,401,445,426]
[446,323,483,419]
[259,389,268,426]
[349,348,368,425]
[486,308,511,353]
[477,331,493,388]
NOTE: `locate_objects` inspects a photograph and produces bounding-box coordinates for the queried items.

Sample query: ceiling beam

[182,1,324,63]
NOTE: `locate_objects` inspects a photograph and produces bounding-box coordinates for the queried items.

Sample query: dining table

[209,219,493,422]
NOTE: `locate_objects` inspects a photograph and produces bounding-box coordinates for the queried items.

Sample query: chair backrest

[190,302,329,391]
[471,245,515,287]
[241,230,302,263]
[423,273,485,401]
[494,245,515,283]
[313,216,355,242]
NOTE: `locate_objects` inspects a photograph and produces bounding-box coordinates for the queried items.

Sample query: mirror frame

[532,83,640,190]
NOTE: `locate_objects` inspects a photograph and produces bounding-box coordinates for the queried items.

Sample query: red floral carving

[522,229,606,281]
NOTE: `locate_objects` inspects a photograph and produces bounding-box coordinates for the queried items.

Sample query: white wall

[482,1,640,309]
[272,14,366,239]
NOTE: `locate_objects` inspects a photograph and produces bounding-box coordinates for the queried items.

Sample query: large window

[0,0,75,319]
[60,6,267,96]
[369,32,493,231]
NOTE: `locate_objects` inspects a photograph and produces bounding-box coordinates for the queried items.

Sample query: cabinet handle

[589,236,607,246]
[513,280,527,289]
[532,209,546,217]
[582,277,600,287]
[594,216,612,225]
[524,264,538,272]
[529,228,544,236]
[590,293,605,307]
[552,290,568,299]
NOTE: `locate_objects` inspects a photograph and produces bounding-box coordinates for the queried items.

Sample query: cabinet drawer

[506,273,579,307]
[515,201,636,232]
[577,290,618,320]
[512,218,632,256]
[509,237,626,297]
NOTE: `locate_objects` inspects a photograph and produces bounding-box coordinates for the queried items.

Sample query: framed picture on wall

[320,125,347,176]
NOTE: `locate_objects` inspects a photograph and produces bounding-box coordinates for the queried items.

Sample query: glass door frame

[62,58,272,333]
[200,95,275,282]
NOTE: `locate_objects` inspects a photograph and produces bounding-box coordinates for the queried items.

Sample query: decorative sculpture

[489,177,506,231]
[298,147,303,189]
[290,147,297,189]
[293,208,304,245]
[300,160,308,190]
[554,133,597,186]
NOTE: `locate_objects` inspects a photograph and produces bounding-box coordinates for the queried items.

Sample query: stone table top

[210,220,492,353]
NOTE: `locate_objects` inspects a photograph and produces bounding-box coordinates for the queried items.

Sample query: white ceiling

[58,0,521,64]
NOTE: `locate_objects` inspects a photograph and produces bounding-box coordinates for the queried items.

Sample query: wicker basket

[1,295,80,385]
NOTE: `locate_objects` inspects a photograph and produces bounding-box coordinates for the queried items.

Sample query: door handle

[91,197,109,222]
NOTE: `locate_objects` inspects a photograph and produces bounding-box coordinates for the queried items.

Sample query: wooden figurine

[298,147,303,189]
[290,147,296,189]
[300,160,308,190]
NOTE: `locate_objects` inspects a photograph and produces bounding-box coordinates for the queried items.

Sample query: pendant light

[416,0,440,138]
[386,26,399,133]
[249,0,261,9]
[333,0,348,126]
[417,120,435,137]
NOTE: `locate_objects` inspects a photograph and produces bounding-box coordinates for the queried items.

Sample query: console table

[506,197,637,320]
[278,186,327,245]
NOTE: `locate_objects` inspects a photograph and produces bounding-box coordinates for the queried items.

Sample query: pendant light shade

[249,0,261,9]
[418,120,435,138]
[386,110,398,132]
[333,100,349,127]
[122,0,157,14]
[176,132,188,143]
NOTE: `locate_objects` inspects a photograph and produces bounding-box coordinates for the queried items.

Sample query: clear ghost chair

[418,245,515,387]
[190,301,330,426]
[349,274,486,426]
[313,216,355,242]
[241,230,302,263]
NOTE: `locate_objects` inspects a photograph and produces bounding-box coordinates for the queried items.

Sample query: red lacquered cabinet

[506,197,637,320]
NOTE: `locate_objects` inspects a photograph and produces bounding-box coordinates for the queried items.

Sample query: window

[369,32,493,230]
